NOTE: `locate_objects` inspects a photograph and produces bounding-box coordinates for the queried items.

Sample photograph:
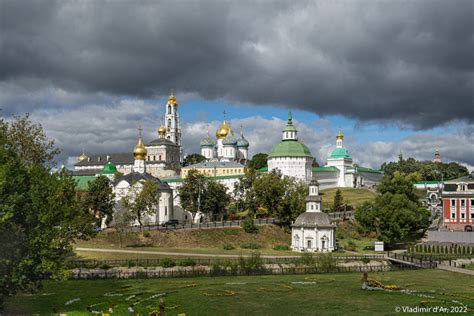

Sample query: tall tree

[201,180,230,221]
[81,176,115,227]
[0,116,94,306]
[182,153,206,167]
[178,170,207,222]
[121,180,160,231]
[277,179,308,228]
[233,169,259,215]
[253,170,286,216]
[333,189,344,212]
[355,172,431,244]
[249,153,268,170]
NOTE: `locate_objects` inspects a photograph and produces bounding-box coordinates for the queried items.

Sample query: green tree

[121,180,160,231]
[311,158,319,168]
[0,116,94,306]
[253,170,286,216]
[178,170,207,222]
[201,180,230,221]
[249,153,268,170]
[333,189,344,212]
[81,176,115,227]
[182,153,206,167]
[355,172,431,244]
[113,204,132,248]
[277,178,308,228]
[233,169,259,216]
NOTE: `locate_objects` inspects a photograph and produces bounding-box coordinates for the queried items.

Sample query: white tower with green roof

[326,131,354,187]
[267,110,313,183]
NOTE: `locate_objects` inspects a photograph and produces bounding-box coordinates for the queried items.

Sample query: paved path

[437,264,474,276]
[76,247,300,259]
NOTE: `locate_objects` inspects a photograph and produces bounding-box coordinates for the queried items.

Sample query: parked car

[161,219,179,227]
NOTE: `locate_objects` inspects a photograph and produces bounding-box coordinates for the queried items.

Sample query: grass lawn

[4,269,473,315]
[320,187,377,210]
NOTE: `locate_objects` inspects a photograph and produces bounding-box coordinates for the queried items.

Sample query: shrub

[238,252,264,272]
[143,231,151,238]
[318,254,337,272]
[223,244,236,250]
[178,258,196,267]
[241,218,258,234]
[346,240,357,251]
[240,242,261,249]
[160,257,176,268]
[336,232,345,239]
[127,260,136,268]
[273,245,290,251]
[298,252,315,266]
[361,257,370,264]
[99,263,111,270]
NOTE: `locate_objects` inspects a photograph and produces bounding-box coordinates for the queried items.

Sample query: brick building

[441,172,474,231]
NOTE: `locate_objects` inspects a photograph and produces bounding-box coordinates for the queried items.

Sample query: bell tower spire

[164,89,182,162]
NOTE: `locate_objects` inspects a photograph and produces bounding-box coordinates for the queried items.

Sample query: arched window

[168,119,171,128]
[168,105,171,113]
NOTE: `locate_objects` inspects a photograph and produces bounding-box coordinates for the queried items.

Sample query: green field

[5,270,473,315]
[320,188,377,209]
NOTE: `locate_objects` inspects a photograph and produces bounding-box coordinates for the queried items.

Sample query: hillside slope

[77,225,291,250]
[320,188,377,209]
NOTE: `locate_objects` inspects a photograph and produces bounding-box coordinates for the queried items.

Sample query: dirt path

[437,264,474,276]
[76,247,300,259]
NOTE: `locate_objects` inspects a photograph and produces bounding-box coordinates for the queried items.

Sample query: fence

[386,252,438,269]
[67,255,386,269]
[327,211,355,220]
[70,264,419,280]
[119,218,280,232]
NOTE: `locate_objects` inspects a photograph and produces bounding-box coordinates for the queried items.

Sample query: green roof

[313,166,339,173]
[329,147,352,159]
[200,136,216,147]
[257,166,268,172]
[72,176,96,190]
[356,166,382,174]
[162,173,246,183]
[96,162,117,174]
[268,140,312,158]
[415,181,442,185]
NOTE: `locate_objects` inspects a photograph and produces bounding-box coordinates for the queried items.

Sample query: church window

[168,105,171,113]
[310,204,314,210]
[168,119,171,127]
[165,206,168,216]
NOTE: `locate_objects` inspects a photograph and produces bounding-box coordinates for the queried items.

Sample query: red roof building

[441,172,474,231]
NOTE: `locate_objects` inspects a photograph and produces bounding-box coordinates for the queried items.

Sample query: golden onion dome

[216,120,230,139]
[158,125,167,136]
[133,128,147,160]
[336,131,344,140]
[167,91,177,105]
[78,150,88,161]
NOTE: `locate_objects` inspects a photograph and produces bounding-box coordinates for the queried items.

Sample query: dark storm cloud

[1,0,473,128]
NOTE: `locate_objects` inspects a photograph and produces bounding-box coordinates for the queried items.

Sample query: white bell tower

[164,90,183,162]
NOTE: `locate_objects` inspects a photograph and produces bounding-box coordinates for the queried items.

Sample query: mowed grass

[320,188,377,209]
[5,270,473,315]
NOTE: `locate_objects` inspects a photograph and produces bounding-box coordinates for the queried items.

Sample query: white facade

[164,93,182,161]
[292,180,336,252]
[268,157,312,183]
[267,111,313,183]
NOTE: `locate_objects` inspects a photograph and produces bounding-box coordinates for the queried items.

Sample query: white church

[292,179,336,252]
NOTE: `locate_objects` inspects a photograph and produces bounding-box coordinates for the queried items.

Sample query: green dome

[223,132,237,146]
[268,140,312,158]
[200,136,216,147]
[329,147,351,159]
[237,135,249,147]
[97,161,117,174]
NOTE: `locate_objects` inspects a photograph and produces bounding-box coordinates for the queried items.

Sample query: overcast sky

[1,0,473,170]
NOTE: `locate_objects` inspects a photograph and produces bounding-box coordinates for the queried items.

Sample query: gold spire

[216,110,230,139]
[167,89,177,105]
[158,125,167,137]
[133,128,147,160]
[336,130,344,140]
[79,149,88,161]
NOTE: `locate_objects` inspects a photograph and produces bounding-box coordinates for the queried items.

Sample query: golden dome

[133,128,147,160]
[216,120,230,139]
[158,125,167,136]
[167,90,177,105]
[336,131,344,140]
[78,150,88,161]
